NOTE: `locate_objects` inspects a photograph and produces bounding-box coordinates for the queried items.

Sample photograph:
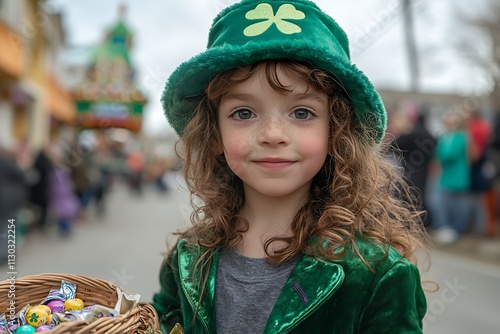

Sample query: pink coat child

[48,167,80,236]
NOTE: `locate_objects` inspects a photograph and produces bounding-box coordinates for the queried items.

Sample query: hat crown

[162,0,387,143]
[207,0,351,61]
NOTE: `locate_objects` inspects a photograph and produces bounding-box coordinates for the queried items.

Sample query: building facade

[0,0,75,151]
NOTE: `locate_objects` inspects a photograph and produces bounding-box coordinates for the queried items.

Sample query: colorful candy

[46,300,64,313]
[92,305,118,321]
[15,324,36,334]
[36,306,51,315]
[60,281,77,300]
[35,325,52,332]
[0,313,7,332]
[45,314,54,326]
[26,306,49,328]
[40,290,65,305]
[7,304,30,333]
[64,298,84,312]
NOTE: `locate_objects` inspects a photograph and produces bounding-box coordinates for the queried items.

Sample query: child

[152,1,428,333]
[47,145,80,237]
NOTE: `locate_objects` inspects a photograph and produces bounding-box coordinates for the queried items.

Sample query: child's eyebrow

[294,92,327,105]
[221,92,254,103]
[222,92,326,104]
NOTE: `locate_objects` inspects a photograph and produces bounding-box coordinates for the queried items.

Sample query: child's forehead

[233,61,307,76]
[228,62,319,92]
[236,64,302,80]
[233,75,311,99]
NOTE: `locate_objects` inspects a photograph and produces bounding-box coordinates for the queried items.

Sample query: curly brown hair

[176,60,427,272]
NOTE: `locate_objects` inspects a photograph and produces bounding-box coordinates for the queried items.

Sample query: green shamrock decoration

[244,3,305,37]
[30,313,39,324]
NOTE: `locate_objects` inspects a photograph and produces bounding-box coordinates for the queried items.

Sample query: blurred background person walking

[91,145,114,217]
[433,112,471,243]
[68,141,92,220]
[27,148,52,233]
[394,107,436,228]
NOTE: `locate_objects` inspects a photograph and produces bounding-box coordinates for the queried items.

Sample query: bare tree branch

[455,0,500,102]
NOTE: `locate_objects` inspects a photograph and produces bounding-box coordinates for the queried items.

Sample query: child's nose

[258,117,289,146]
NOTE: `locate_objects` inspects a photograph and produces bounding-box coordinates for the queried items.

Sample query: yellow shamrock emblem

[244,3,305,37]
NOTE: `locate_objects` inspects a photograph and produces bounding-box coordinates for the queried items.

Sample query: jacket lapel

[177,240,218,333]
[263,255,345,334]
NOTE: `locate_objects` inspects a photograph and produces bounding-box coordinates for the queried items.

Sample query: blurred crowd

[0,137,177,264]
[2,105,499,263]
[391,107,500,245]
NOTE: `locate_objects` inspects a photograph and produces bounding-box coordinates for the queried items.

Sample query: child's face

[217,65,330,199]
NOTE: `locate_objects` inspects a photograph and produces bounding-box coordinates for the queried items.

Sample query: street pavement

[422,251,500,334]
[2,176,500,333]
[1,175,191,304]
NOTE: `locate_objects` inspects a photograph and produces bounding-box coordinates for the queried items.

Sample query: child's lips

[253,158,296,170]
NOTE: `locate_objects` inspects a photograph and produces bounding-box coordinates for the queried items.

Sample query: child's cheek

[307,136,329,156]
[223,139,251,177]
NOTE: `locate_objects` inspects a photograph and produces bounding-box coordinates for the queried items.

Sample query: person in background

[394,108,436,228]
[467,110,494,237]
[27,149,52,232]
[126,150,145,195]
[92,145,113,217]
[485,108,500,236]
[69,141,92,219]
[0,146,27,264]
[433,112,470,243]
[47,144,80,237]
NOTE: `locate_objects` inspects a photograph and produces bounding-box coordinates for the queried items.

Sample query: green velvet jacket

[152,237,426,334]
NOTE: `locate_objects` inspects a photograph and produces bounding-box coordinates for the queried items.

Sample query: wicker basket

[0,273,161,334]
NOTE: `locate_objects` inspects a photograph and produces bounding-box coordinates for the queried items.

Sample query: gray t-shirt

[215,248,299,334]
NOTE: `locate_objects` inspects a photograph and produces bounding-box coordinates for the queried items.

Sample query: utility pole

[402,0,421,92]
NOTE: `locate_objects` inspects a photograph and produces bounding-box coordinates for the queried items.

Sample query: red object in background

[485,189,498,237]
[469,118,491,157]
[78,115,142,133]
[127,151,145,172]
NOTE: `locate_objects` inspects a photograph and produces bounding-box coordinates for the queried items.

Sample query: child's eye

[231,108,255,120]
[291,108,314,120]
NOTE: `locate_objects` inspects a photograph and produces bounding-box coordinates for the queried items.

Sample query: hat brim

[162,38,386,143]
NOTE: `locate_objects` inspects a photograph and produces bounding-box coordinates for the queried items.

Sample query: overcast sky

[54,0,488,135]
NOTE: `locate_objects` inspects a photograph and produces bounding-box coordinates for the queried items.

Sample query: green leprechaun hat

[162,0,387,143]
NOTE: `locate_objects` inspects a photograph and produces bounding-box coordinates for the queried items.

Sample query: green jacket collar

[176,240,345,333]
